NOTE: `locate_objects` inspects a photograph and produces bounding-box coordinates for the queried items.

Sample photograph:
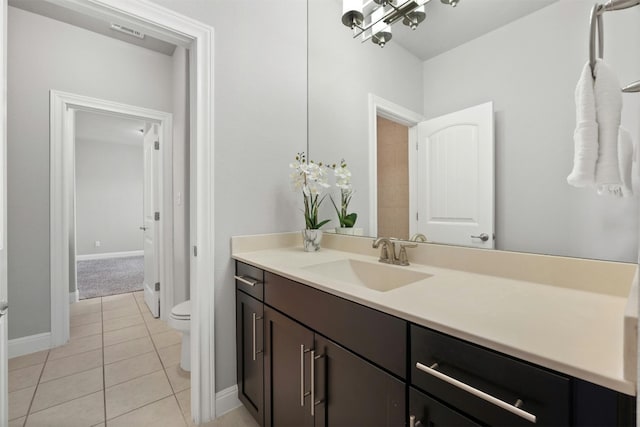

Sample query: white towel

[568,60,628,195]
[593,60,623,193]
[618,127,634,197]
[567,62,598,187]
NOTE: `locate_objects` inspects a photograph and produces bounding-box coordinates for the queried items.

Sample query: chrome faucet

[372,237,417,266]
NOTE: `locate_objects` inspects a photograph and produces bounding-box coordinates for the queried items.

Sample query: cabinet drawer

[235,261,264,301]
[411,325,570,426]
[410,386,481,426]
[265,272,407,379]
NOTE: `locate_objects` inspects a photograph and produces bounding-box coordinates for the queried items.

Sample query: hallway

[7,292,256,426]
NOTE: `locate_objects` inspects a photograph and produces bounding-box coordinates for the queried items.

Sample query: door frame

[50,90,173,338]
[367,94,423,237]
[43,0,216,423]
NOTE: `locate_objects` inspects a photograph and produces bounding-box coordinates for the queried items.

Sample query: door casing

[43,0,216,423]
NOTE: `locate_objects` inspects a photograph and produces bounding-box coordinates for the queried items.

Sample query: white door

[416,102,495,248]
[143,124,160,317]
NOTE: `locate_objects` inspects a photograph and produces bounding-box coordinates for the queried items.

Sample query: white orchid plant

[290,152,331,230]
[330,159,358,228]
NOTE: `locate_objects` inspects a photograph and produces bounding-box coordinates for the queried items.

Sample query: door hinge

[416,212,419,221]
[154,140,160,150]
[193,246,198,257]
[416,141,419,151]
[154,282,160,291]
[154,212,160,221]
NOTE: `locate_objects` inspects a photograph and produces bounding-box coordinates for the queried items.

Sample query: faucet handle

[398,243,417,266]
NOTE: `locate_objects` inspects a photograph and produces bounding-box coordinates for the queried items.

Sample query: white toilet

[168,300,191,372]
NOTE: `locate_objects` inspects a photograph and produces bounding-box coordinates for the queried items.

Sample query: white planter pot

[302,229,323,252]
[335,227,364,236]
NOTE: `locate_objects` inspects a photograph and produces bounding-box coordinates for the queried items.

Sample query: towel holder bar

[589,0,640,92]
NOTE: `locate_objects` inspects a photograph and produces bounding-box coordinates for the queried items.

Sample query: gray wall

[7,6,173,339]
[421,1,640,262]
[75,139,143,256]
[172,46,190,304]
[308,0,424,231]
[147,0,307,393]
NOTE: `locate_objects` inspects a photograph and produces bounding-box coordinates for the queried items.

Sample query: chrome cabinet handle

[409,415,422,427]
[251,313,263,361]
[0,301,7,318]
[310,350,325,416]
[416,362,537,423]
[310,350,316,416]
[234,275,260,287]
[470,233,490,242]
[300,345,310,407]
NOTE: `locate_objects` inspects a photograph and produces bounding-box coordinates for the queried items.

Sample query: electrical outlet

[95,240,101,247]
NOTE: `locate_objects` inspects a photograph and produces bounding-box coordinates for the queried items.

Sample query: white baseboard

[215,384,242,418]
[69,289,79,303]
[77,250,144,261]
[8,332,52,359]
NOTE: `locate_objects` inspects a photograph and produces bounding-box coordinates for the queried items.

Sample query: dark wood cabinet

[236,290,265,426]
[410,387,481,426]
[314,335,405,427]
[264,306,314,427]
[411,325,570,426]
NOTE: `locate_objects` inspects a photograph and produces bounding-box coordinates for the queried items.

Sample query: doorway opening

[73,111,148,301]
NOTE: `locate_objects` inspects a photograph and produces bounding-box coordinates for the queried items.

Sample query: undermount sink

[303,259,431,292]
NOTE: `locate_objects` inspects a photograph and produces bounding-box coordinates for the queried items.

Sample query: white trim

[8,333,51,359]
[368,94,423,237]
[50,91,173,351]
[43,1,215,423]
[76,250,144,261]
[0,1,7,424]
[215,385,242,417]
[69,290,79,304]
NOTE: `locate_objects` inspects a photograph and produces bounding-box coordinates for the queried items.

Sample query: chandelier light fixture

[342,0,460,47]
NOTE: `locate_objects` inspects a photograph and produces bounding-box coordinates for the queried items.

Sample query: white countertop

[232,240,636,396]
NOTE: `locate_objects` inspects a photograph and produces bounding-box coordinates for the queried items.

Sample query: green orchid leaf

[343,213,358,227]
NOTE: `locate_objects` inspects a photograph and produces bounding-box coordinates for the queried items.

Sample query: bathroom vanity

[232,233,637,426]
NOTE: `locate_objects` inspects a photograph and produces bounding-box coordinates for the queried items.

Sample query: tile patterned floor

[8,291,258,427]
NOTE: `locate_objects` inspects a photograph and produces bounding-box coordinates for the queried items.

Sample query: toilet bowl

[168,300,191,372]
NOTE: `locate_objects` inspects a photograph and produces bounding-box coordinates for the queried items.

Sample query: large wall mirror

[308,0,640,263]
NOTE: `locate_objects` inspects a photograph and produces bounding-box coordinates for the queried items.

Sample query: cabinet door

[264,307,315,427]
[410,387,481,427]
[236,290,264,425]
[313,335,405,427]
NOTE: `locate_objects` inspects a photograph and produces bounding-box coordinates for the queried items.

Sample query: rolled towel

[593,60,623,193]
[567,62,598,187]
[618,127,634,197]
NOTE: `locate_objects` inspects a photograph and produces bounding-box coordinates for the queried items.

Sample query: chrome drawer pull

[416,362,537,424]
[234,275,260,287]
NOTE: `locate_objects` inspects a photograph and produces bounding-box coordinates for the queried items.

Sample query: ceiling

[376,0,558,61]
[8,0,177,56]
[75,111,147,146]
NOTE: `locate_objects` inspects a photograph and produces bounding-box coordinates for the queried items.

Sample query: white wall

[147,0,307,393]
[75,139,143,256]
[421,1,640,262]
[308,0,424,231]
[7,6,173,339]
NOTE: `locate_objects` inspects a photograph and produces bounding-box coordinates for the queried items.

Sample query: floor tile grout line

[21,349,51,427]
